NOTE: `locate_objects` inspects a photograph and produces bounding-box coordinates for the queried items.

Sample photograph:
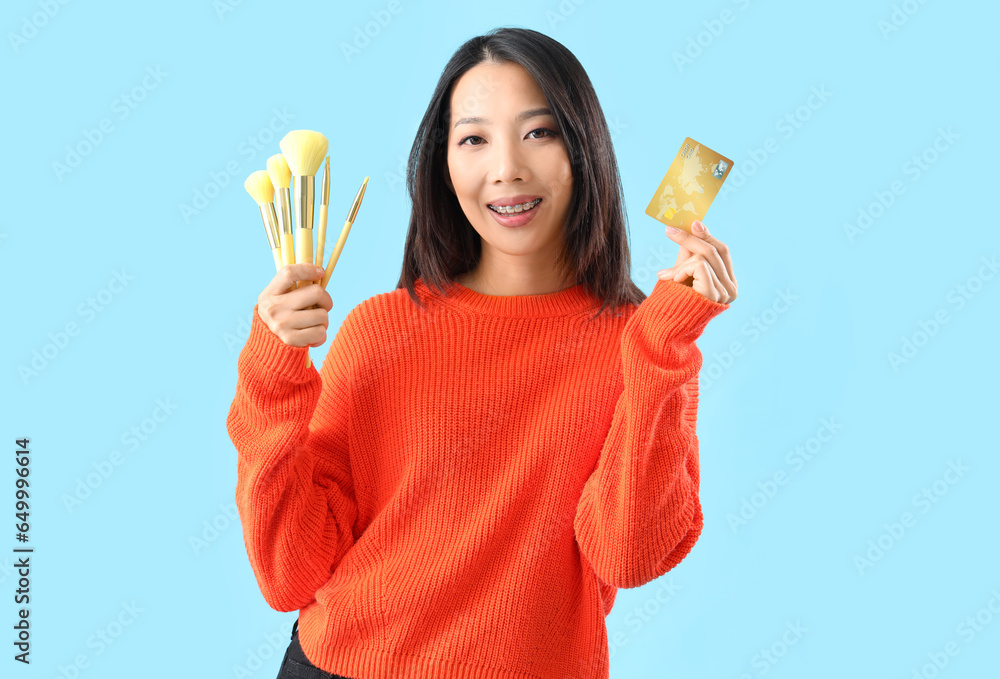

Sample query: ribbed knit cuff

[642,279,730,344]
[654,497,703,577]
[241,304,318,386]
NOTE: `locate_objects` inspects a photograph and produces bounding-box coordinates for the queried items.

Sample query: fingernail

[665,226,679,234]
[693,221,706,232]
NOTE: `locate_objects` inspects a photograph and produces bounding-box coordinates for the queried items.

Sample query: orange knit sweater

[227,277,729,679]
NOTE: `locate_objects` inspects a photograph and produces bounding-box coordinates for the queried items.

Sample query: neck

[457,254,577,297]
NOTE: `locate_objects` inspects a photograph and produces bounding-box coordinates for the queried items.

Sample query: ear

[443,165,455,194]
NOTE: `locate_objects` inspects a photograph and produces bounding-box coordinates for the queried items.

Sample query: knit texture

[227,277,729,679]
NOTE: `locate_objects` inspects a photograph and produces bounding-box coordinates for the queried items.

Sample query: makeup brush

[243,170,282,273]
[266,154,294,281]
[315,156,330,270]
[321,176,369,289]
[279,130,328,291]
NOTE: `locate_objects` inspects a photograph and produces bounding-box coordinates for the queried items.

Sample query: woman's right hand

[257,263,332,348]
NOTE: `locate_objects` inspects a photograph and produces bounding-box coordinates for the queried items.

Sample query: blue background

[4,0,998,677]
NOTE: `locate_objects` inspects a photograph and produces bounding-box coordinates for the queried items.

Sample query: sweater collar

[416,277,599,318]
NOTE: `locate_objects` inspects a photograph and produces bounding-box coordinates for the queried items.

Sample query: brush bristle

[266,153,291,189]
[279,130,329,177]
[244,170,274,205]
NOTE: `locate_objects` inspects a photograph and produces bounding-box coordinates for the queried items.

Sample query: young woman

[228,27,737,679]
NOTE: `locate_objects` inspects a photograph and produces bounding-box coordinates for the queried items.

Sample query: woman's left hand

[656,220,738,305]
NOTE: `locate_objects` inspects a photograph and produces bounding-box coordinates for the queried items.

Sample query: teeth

[489,199,540,214]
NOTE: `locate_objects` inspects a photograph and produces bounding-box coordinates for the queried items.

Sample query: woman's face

[445,60,573,278]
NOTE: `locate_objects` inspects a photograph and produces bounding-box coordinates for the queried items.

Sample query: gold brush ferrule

[321,158,330,207]
[292,175,315,232]
[276,188,292,235]
[258,203,280,249]
[346,179,368,223]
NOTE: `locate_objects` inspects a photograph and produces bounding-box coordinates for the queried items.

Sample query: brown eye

[528,128,557,139]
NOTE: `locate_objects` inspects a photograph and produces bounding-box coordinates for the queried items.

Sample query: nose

[490,135,531,184]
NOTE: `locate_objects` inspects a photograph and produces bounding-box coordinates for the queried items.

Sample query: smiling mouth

[487,198,542,215]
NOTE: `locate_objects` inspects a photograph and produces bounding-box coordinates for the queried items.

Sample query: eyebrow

[453,107,553,129]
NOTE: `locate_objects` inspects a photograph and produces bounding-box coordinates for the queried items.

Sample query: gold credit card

[645,137,733,233]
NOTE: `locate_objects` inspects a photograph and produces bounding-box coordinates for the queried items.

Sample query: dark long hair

[396,26,646,319]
